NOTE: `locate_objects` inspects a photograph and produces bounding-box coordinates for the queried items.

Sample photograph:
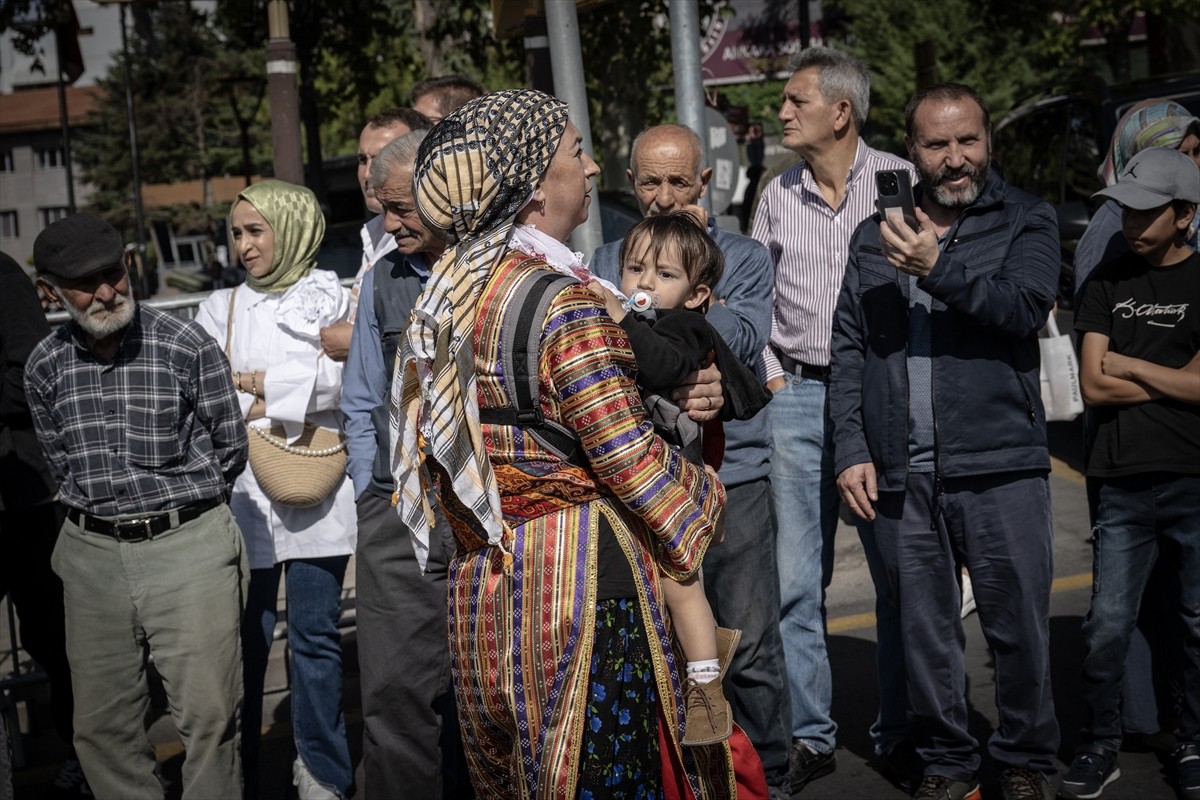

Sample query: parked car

[993,71,1200,306]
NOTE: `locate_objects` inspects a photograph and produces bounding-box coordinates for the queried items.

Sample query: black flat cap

[34,213,124,281]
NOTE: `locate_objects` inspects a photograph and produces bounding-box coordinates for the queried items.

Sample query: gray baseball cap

[1093,146,1200,209]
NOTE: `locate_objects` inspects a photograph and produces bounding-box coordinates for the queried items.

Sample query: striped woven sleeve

[540,283,725,579]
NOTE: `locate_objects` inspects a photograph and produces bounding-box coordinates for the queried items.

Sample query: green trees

[823,0,1198,154]
[29,0,1195,247]
[823,0,1044,154]
[71,3,268,236]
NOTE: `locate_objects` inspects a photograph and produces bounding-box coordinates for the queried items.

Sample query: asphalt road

[4,415,1184,799]
[803,445,1177,800]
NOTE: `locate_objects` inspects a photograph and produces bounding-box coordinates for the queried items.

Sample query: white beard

[64,291,135,338]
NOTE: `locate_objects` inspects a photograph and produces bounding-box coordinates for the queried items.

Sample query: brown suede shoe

[714,626,741,673]
[681,627,741,747]
[683,675,733,746]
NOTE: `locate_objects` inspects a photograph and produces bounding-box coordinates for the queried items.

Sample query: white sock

[687,659,720,684]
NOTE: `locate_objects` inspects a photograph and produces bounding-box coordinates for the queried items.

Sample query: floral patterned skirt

[577,598,662,800]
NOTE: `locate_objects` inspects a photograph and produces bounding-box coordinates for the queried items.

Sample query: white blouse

[195,270,357,570]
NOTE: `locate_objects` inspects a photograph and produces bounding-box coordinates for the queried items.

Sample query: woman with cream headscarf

[195,179,354,800]
[389,89,746,797]
[1073,99,1200,305]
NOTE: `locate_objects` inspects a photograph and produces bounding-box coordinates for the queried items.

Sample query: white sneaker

[292,757,341,800]
[961,571,977,619]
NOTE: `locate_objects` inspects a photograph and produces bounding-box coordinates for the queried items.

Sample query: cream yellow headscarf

[388,89,570,568]
[233,179,326,294]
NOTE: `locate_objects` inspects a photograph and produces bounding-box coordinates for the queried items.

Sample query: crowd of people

[0,47,1197,800]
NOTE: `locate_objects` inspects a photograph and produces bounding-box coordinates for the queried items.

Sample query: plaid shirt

[25,304,247,516]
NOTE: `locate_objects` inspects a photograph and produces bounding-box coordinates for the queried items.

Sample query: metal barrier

[45,289,213,325]
[45,278,356,326]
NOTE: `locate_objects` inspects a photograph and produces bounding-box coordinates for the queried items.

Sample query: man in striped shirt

[752,46,916,792]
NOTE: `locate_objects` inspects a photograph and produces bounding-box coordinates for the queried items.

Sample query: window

[0,151,12,172]
[993,103,1067,205]
[36,146,65,170]
[40,207,70,227]
[1064,101,1103,208]
[0,211,18,239]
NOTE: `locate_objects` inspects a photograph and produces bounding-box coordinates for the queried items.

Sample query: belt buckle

[115,518,154,542]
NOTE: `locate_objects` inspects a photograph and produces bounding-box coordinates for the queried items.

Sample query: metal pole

[543,0,603,260]
[266,0,304,185]
[119,3,149,298]
[54,65,76,213]
[523,14,554,94]
[669,0,712,214]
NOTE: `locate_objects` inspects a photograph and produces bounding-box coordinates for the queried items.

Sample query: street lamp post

[265,0,303,185]
[669,0,712,215]
[117,2,149,298]
[220,74,265,188]
[93,0,150,296]
[543,0,603,261]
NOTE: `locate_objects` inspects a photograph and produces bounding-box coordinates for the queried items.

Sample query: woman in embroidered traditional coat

[388,90,749,799]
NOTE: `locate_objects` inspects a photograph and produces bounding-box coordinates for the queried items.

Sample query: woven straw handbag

[247,423,347,508]
[225,287,348,508]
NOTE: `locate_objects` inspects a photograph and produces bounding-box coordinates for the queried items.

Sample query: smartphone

[875,169,918,231]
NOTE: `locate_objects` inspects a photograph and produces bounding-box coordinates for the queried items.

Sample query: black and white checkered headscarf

[389,89,569,568]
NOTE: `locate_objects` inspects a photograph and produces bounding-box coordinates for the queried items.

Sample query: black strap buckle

[515,408,544,425]
[115,517,157,542]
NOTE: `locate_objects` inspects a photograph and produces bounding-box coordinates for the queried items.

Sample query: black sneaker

[1177,743,1200,800]
[787,741,835,793]
[880,739,918,793]
[1002,767,1051,800]
[912,774,981,800]
[1057,745,1120,799]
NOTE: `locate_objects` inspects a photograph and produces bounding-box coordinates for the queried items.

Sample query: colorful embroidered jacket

[442,252,734,799]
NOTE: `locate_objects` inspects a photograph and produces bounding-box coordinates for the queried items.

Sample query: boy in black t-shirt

[1060,147,1200,800]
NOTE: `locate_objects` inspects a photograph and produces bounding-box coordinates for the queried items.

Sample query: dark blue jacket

[830,172,1059,491]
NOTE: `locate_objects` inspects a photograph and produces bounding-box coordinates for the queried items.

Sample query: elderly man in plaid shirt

[25,213,249,799]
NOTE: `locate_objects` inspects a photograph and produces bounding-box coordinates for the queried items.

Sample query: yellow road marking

[828,612,879,635]
[1052,572,1093,592]
[151,575,1096,761]
[827,571,1093,635]
[1051,456,1086,486]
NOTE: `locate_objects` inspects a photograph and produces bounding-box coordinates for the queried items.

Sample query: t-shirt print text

[1112,298,1189,328]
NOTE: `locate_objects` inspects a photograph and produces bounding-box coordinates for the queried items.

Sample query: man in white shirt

[319,107,430,361]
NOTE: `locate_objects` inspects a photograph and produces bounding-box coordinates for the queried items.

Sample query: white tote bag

[1039,314,1084,422]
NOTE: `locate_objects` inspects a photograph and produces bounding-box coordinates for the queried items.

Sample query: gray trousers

[354,491,468,799]
[51,504,247,800]
[872,471,1059,780]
